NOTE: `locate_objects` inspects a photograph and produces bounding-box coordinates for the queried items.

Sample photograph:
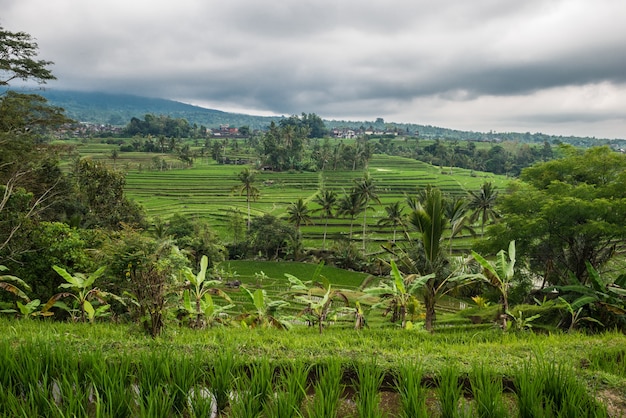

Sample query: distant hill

[37,90,280,130]
[34,89,624,147]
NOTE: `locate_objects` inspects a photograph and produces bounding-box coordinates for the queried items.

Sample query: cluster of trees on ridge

[2,25,626,337]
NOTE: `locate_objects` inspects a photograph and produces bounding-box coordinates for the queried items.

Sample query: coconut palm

[403,187,451,331]
[285,198,312,232]
[234,168,260,230]
[377,201,405,244]
[354,172,381,253]
[468,182,500,236]
[337,189,366,240]
[313,189,337,249]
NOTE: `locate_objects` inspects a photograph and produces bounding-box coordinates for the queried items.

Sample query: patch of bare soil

[599,389,626,418]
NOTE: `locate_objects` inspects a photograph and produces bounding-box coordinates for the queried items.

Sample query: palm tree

[234,168,260,230]
[444,195,475,253]
[285,198,312,232]
[313,189,337,249]
[337,189,366,240]
[377,201,405,244]
[354,172,381,253]
[468,182,500,236]
[405,187,448,331]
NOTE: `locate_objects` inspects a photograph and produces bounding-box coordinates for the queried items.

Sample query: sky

[3,0,626,139]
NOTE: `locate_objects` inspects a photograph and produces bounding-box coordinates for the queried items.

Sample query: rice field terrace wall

[1,320,624,417]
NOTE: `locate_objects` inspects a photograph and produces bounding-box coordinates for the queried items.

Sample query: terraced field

[123,154,509,250]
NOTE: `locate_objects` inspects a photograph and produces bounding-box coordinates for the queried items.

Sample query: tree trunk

[424,286,436,332]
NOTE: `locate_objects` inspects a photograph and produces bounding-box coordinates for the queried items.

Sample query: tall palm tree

[286,198,312,232]
[313,189,337,249]
[337,189,366,240]
[355,172,381,253]
[405,187,448,331]
[235,168,260,230]
[468,182,500,236]
[377,201,405,244]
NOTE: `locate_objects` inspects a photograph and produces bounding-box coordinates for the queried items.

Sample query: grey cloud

[3,0,626,138]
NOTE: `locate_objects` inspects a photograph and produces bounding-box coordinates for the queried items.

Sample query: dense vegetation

[2,24,626,416]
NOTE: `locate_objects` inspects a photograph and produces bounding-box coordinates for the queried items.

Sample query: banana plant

[180,255,232,328]
[471,240,516,329]
[1,299,54,319]
[364,259,429,329]
[43,265,124,323]
[550,261,626,331]
[237,286,292,330]
[0,265,31,301]
[286,266,350,334]
[182,292,234,327]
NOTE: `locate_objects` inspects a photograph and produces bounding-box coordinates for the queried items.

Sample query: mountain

[37,90,279,129]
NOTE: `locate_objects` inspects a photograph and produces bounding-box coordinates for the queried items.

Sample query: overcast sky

[3,0,626,139]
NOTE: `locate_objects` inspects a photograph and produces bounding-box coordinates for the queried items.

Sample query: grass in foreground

[1,319,625,416]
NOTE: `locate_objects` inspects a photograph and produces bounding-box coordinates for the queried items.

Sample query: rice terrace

[2,24,626,417]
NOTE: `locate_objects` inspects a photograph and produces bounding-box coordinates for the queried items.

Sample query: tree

[247,214,297,260]
[72,158,145,229]
[286,264,350,334]
[0,26,55,86]
[337,189,366,240]
[234,168,260,230]
[355,172,381,253]
[285,198,312,232]
[377,201,405,244]
[484,146,626,287]
[237,286,291,330]
[313,189,337,250]
[468,182,500,236]
[1,28,71,257]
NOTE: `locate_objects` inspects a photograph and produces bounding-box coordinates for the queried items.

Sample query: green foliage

[44,265,123,323]
[247,214,297,260]
[364,259,427,328]
[72,158,145,229]
[0,264,30,301]
[179,255,232,328]
[8,221,93,302]
[238,286,292,330]
[472,241,516,329]
[486,146,626,286]
[287,265,350,333]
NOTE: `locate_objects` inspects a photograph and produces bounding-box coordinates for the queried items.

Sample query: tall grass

[354,360,385,418]
[515,357,608,418]
[207,349,236,413]
[265,361,309,417]
[307,359,344,418]
[395,360,428,418]
[437,365,469,418]
[470,364,508,418]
